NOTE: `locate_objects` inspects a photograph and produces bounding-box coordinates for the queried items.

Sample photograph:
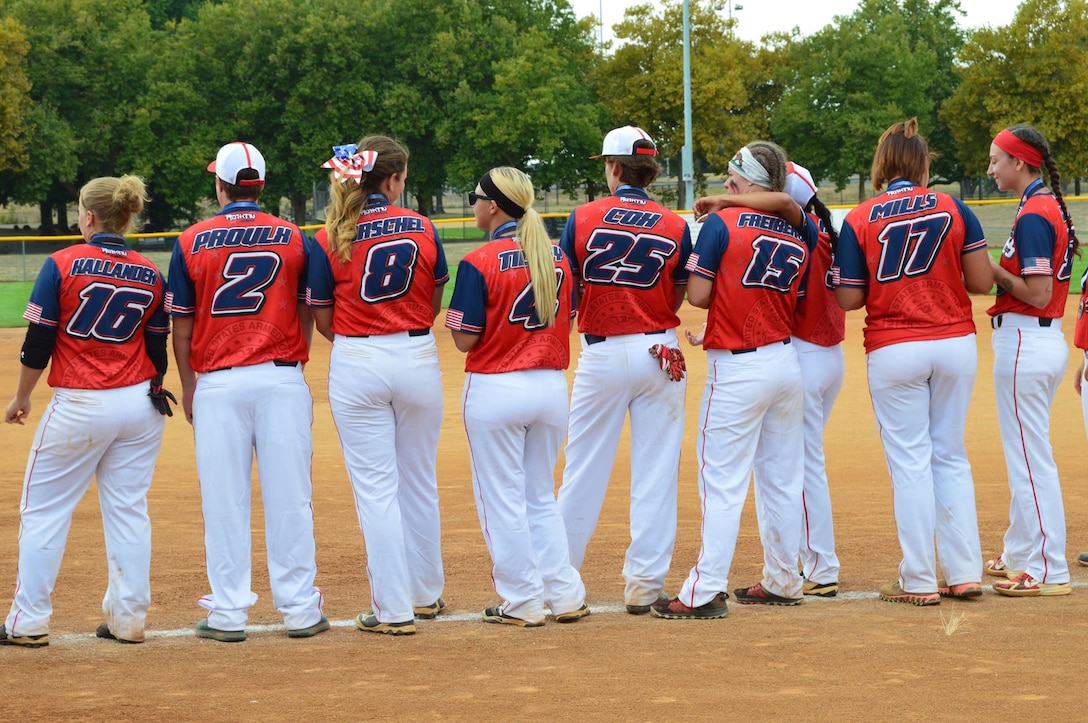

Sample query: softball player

[1072,272,1088,570]
[446,167,588,627]
[985,125,1078,597]
[834,118,992,606]
[1,176,168,648]
[308,137,447,636]
[168,142,328,641]
[555,126,692,615]
[783,163,845,597]
[654,142,817,620]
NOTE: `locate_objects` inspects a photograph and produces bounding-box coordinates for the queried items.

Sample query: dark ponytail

[1008,125,1079,256]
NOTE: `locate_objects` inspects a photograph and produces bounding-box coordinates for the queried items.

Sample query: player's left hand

[649,344,686,382]
[148,375,178,417]
[685,323,707,347]
[1077,359,1086,397]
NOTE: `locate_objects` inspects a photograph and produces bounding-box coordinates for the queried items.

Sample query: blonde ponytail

[488,167,557,327]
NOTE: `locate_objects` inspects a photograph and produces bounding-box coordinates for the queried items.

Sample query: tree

[941,0,1088,184]
[593,0,777,207]
[0,17,31,175]
[1,0,155,232]
[142,0,214,28]
[771,0,966,200]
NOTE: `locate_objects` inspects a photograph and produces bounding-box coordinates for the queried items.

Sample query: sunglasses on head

[468,191,492,205]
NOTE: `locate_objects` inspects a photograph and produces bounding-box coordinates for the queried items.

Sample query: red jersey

[1075,271,1088,351]
[559,186,691,335]
[687,208,816,351]
[835,182,987,353]
[445,225,573,373]
[166,201,310,373]
[25,235,167,389]
[307,198,449,335]
[988,181,1074,320]
[792,217,845,346]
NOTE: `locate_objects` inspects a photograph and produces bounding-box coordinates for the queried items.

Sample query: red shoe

[650,593,729,619]
[733,583,802,606]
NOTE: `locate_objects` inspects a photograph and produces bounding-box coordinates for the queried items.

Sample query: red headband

[994,129,1044,168]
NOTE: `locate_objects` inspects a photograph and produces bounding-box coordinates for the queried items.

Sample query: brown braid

[809,196,839,252]
[1008,125,1080,256]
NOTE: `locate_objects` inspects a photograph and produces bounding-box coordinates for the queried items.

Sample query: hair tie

[479,172,525,220]
[321,144,378,184]
[993,129,1044,168]
[728,146,772,189]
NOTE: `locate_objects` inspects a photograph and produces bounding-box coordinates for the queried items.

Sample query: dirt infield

[2,297,1087,720]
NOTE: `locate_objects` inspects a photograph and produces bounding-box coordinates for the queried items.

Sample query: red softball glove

[649,344,686,382]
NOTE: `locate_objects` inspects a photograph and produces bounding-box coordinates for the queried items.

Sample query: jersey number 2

[211,251,282,316]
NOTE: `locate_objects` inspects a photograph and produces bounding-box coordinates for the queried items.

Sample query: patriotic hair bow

[320,144,378,184]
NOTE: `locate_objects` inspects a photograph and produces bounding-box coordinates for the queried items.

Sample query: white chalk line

[33,580,1088,645]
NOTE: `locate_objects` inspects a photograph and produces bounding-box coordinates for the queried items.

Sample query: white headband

[728,146,772,189]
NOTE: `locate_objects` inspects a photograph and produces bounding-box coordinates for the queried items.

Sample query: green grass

[0,282,32,327]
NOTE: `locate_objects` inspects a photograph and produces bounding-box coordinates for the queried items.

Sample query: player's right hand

[692,195,728,222]
[5,397,31,425]
[182,386,195,425]
[1077,360,1086,397]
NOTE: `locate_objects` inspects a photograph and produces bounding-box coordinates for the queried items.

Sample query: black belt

[585,330,666,346]
[349,328,431,339]
[731,338,791,355]
[991,314,1053,329]
[211,359,298,372]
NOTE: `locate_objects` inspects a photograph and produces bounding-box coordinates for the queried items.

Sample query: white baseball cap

[784,162,817,207]
[591,125,658,159]
[207,142,266,186]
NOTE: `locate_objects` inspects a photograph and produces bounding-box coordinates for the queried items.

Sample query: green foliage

[771,0,966,193]
[941,0,1088,179]
[143,0,213,29]
[3,0,155,212]
[594,0,777,191]
[0,17,31,174]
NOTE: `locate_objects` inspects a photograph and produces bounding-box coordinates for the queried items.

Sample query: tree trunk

[857,175,865,204]
[290,189,308,226]
[39,200,54,235]
[434,191,445,214]
[414,192,432,217]
[1076,178,1081,196]
[56,202,69,233]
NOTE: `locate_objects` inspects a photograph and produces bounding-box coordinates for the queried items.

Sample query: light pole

[681,0,693,210]
[728,1,744,21]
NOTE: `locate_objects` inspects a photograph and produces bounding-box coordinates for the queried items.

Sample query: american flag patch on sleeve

[685,253,699,272]
[1021,257,1053,275]
[445,308,464,330]
[23,302,43,324]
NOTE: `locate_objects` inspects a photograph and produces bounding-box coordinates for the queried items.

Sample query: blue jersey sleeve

[673,223,693,284]
[430,221,450,286]
[688,213,729,280]
[832,218,866,288]
[446,259,487,334]
[24,257,62,327]
[953,199,988,254]
[165,243,196,315]
[305,243,335,307]
[1012,212,1057,275]
[558,212,579,279]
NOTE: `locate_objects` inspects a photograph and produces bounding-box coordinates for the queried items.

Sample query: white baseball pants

[328,333,444,624]
[678,342,805,607]
[193,361,324,631]
[992,315,1070,583]
[463,369,585,624]
[5,383,163,641]
[558,330,684,608]
[793,337,844,585]
[867,335,983,592]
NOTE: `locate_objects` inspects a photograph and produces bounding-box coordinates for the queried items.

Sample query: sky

[568,0,1023,46]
